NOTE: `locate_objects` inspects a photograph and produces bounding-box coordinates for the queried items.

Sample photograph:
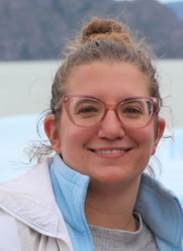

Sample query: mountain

[1,0,183,60]
[167,1,183,22]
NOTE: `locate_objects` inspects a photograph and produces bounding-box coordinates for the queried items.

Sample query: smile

[89,147,131,158]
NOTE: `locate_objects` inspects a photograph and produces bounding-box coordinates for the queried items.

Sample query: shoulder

[0,209,25,250]
[139,173,182,210]
[137,173,183,222]
[136,174,183,249]
[0,159,52,196]
[0,209,59,251]
[0,158,58,231]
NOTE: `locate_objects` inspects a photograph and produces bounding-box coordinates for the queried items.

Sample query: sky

[114,0,183,3]
[159,0,183,3]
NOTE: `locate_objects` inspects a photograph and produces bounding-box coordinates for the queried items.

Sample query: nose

[97,110,126,140]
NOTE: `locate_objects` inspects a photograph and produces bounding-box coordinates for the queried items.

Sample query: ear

[44,115,61,153]
[151,118,166,155]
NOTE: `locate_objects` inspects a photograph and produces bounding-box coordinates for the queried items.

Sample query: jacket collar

[136,174,183,248]
[49,155,90,233]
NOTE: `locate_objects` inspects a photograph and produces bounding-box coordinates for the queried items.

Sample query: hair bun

[81,17,132,46]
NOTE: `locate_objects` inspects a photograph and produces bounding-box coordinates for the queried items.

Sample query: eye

[72,99,102,117]
[119,101,146,118]
[123,106,143,114]
[77,105,99,114]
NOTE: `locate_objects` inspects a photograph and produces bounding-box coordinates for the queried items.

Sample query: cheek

[131,124,157,153]
[143,127,158,156]
[59,125,94,172]
[58,120,92,154]
[127,127,156,172]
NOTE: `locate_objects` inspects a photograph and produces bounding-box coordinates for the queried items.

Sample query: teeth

[95,149,125,154]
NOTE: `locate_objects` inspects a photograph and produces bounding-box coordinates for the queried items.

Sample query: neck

[85,178,140,231]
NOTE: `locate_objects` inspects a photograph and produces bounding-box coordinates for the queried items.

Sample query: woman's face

[45,62,165,186]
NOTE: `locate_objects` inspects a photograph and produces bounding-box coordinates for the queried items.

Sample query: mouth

[89,147,132,158]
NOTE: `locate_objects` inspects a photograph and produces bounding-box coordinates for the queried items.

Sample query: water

[0,60,60,116]
[0,60,183,128]
[0,60,183,200]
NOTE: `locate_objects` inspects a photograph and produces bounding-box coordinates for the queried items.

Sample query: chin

[91,172,138,186]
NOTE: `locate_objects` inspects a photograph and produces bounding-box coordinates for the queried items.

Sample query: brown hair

[28,17,162,162]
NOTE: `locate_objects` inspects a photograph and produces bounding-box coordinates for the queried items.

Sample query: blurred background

[0,0,183,201]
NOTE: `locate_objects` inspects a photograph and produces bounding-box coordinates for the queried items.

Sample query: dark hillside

[1,0,183,60]
[167,1,183,22]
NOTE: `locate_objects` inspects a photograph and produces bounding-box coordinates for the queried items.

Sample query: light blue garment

[50,155,183,251]
[50,156,93,251]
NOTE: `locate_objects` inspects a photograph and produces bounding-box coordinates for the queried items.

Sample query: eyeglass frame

[54,94,160,128]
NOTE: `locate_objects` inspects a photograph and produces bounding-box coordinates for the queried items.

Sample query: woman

[0,17,182,251]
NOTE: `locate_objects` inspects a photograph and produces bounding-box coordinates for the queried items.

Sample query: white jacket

[0,161,73,251]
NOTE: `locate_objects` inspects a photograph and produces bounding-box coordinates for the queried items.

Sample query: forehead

[66,61,150,100]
